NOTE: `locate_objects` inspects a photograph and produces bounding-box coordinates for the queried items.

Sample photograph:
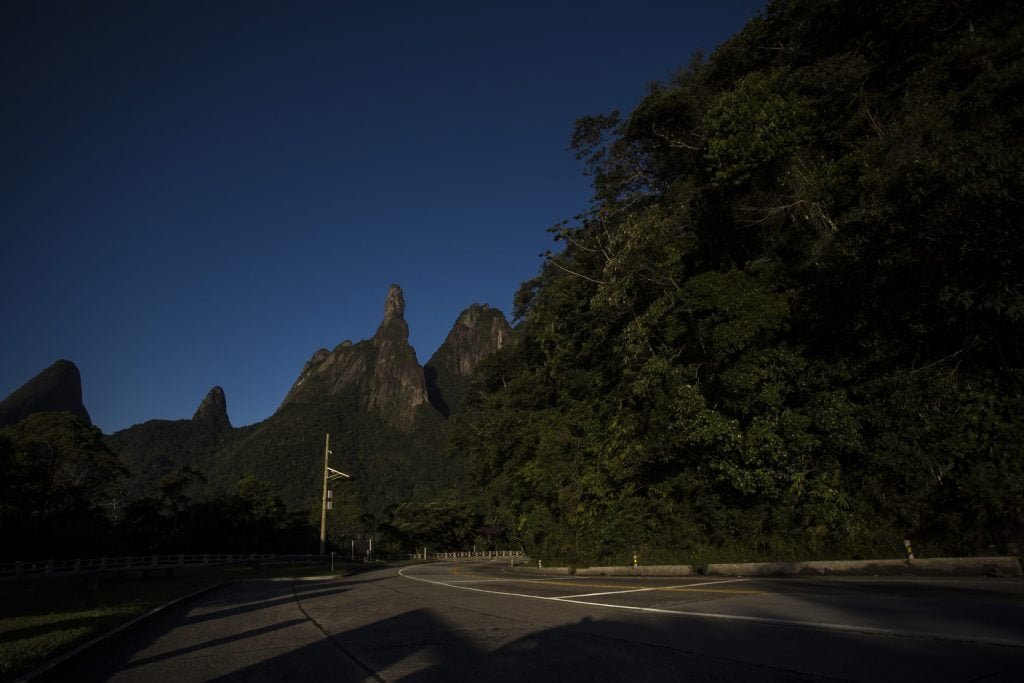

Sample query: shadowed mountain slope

[0,359,91,427]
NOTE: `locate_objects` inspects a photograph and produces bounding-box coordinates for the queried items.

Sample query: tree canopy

[456,0,1024,565]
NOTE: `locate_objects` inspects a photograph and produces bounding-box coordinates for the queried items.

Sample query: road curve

[44,560,1024,681]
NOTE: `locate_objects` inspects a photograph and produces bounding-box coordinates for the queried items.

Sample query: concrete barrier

[507,566,572,575]
[507,565,694,576]
[505,557,1022,578]
[574,565,693,577]
[702,556,1023,577]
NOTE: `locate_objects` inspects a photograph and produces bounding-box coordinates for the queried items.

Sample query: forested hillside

[456,0,1024,565]
[98,286,501,555]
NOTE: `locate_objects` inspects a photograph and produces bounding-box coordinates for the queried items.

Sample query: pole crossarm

[327,467,350,481]
[319,432,354,555]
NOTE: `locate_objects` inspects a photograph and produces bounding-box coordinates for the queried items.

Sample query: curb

[575,565,694,577]
[703,556,1023,577]
[506,566,572,575]
[505,556,1022,578]
[16,581,233,682]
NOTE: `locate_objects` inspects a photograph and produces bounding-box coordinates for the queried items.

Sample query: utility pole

[319,432,350,555]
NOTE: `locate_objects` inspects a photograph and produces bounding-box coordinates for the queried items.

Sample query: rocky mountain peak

[383,284,405,319]
[0,359,92,427]
[280,284,428,430]
[375,284,410,343]
[370,284,427,427]
[425,304,512,416]
[456,302,490,325]
[192,385,231,432]
[440,304,512,376]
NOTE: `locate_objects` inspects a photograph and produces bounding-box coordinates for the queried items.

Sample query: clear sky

[1,0,766,433]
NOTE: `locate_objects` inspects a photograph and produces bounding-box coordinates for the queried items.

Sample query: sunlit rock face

[0,359,92,426]
[425,303,512,416]
[280,284,427,430]
[368,285,429,428]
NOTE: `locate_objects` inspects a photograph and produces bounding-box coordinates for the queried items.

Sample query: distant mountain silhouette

[0,359,91,427]
[108,285,511,514]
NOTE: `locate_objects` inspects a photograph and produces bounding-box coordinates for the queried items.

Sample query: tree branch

[547,258,607,285]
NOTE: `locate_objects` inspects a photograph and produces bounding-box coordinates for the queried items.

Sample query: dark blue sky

[1,0,765,432]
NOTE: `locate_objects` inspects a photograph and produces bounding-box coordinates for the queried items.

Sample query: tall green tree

[458,0,1024,564]
[0,413,127,559]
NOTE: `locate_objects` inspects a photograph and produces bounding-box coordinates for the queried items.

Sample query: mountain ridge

[89,284,511,513]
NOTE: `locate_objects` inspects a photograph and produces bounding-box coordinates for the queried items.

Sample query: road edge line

[16,581,234,682]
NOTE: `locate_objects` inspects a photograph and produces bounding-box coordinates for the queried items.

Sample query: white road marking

[397,566,1024,648]
[559,578,749,599]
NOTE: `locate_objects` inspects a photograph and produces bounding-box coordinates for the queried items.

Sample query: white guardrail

[428,550,525,560]
[0,553,321,580]
[0,550,527,579]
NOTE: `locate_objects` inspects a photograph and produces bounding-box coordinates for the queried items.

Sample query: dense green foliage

[456,0,1024,565]
[95,396,456,557]
[0,414,319,559]
[104,415,230,494]
[0,413,126,560]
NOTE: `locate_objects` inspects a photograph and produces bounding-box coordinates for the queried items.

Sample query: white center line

[396,566,1024,648]
[558,578,750,599]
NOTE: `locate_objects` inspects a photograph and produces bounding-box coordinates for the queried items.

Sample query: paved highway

[47,560,1024,681]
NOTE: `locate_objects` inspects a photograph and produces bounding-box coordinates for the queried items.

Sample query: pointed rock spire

[375,284,410,342]
[192,386,231,432]
[384,284,405,319]
[278,284,427,430]
[370,284,427,427]
[0,359,91,427]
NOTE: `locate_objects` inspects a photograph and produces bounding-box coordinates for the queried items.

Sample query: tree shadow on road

[210,604,1024,682]
[40,574,1024,683]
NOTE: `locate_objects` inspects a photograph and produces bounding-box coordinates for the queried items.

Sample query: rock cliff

[425,304,512,416]
[192,385,232,432]
[0,359,92,426]
[368,285,429,426]
[281,284,428,430]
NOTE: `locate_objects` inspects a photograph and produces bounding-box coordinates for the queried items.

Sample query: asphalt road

[45,560,1024,681]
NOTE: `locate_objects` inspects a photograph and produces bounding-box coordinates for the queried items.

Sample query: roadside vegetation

[0,561,366,681]
[453,0,1024,565]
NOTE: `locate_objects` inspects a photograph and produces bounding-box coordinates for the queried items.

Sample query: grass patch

[0,560,367,681]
